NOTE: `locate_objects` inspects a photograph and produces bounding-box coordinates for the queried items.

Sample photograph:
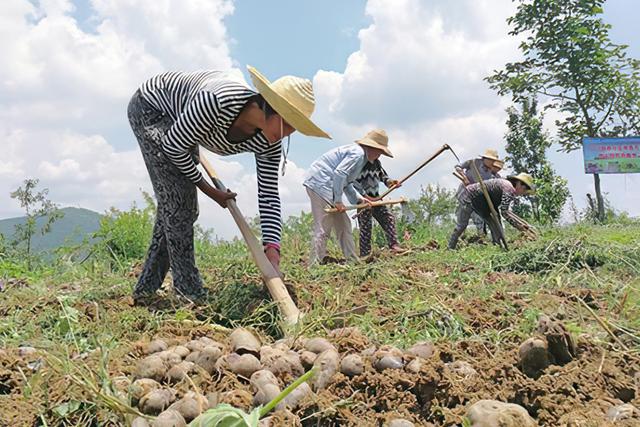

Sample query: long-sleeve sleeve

[499,190,521,228]
[161,91,223,183]
[332,152,364,204]
[379,165,391,186]
[255,145,282,244]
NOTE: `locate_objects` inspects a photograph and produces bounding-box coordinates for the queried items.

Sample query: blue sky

[2,0,639,239]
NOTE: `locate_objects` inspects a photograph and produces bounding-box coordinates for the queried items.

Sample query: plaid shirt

[354,160,391,197]
[461,178,520,228]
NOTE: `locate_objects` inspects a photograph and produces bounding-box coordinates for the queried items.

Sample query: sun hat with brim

[508,172,535,192]
[355,129,393,157]
[492,159,505,169]
[481,149,500,161]
[247,65,330,139]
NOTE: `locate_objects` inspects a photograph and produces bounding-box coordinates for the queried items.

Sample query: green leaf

[52,400,82,418]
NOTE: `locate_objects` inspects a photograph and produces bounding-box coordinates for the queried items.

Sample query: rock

[536,315,576,365]
[445,360,477,378]
[152,409,186,427]
[518,338,549,379]
[606,403,638,422]
[144,340,168,355]
[304,337,335,354]
[466,399,537,427]
[230,328,261,356]
[340,354,364,377]
[135,356,167,382]
[373,346,404,371]
[227,353,262,378]
[139,389,176,416]
[406,341,435,359]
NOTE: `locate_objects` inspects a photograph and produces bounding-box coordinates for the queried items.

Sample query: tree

[486,0,640,222]
[10,179,64,270]
[504,98,570,224]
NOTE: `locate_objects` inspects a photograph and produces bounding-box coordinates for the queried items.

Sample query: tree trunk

[593,173,605,222]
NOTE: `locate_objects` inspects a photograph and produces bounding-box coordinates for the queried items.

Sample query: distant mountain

[0,207,102,253]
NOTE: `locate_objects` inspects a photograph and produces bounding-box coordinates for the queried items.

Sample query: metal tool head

[444,144,461,163]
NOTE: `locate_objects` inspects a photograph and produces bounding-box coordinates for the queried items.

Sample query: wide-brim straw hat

[247,65,330,139]
[355,129,393,157]
[482,149,500,161]
[508,172,535,191]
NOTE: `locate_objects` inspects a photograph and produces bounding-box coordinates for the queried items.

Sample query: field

[1,214,639,426]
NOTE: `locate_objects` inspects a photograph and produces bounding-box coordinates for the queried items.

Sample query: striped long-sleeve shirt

[461,178,520,228]
[139,71,282,244]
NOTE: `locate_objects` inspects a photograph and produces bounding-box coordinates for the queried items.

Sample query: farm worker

[454,149,503,236]
[353,155,405,257]
[448,173,535,249]
[303,129,392,264]
[127,66,330,304]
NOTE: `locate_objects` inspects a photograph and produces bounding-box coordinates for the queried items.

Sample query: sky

[1,0,639,241]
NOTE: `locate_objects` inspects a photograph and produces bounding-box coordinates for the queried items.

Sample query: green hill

[0,207,102,253]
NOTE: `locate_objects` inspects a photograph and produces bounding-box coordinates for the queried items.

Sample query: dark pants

[358,205,399,257]
[448,201,502,249]
[127,91,204,298]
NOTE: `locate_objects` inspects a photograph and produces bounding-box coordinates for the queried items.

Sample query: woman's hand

[387,179,401,189]
[334,202,347,212]
[212,189,237,208]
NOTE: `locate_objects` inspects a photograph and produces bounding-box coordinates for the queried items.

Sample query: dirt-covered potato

[340,354,364,377]
[260,347,303,377]
[151,409,186,427]
[445,360,477,378]
[373,346,404,371]
[144,340,168,355]
[406,341,435,359]
[299,350,317,370]
[253,382,281,407]
[131,416,150,427]
[156,350,182,366]
[250,370,280,389]
[230,328,261,355]
[195,346,222,374]
[130,378,161,404]
[166,361,195,384]
[518,337,549,379]
[405,358,423,374]
[135,356,167,382]
[466,399,537,427]
[139,389,176,415]
[18,346,37,358]
[228,353,262,378]
[170,345,190,359]
[185,340,206,353]
[311,348,339,391]
[206,391,220,409]
[167,392,208,422]
[387,419,415,427]
[536,315,576,365]
[304,337,335,354]
[282,381,313,410]
[185,350,200,363]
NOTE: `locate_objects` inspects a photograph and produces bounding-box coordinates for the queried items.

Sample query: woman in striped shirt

[127,66,329,303]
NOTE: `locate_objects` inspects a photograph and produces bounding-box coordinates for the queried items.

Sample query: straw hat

[247,65,330,139]
[481,149,500,161]
[355,129,393,157]
[492,159,505,170]
[508,172,535,191]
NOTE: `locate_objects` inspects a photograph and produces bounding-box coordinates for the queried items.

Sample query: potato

[260,347,303,377]
[311,349,339,391]
[406,341,435,359]
[144,340,168,355]
[250,370,280,389]
[166,361,195,384]
[135,356,167,382]
[253,382,281,407]
[18,346,37,358]
[185,340,206,353]
[304,337,335,354]
[168,392,208,422]
[170,346,190,359]
[466,399,537,427]
[131,416,151,427]
[445,360,477,378]
[130,378,161,404]
[156,350,182,366]
[230,328,261,355]
[518,337,549,379]
[299,351,317,370]
[206,391,220,409]
[340,354,364,377]
[373,346,404,371]
[388,419,415,427]
[405,358,423,374]
[151,409,186,427]
[606,403,638,422]
[185,350,200,363]
[139,389,176,415]
[195,346,222,374]
[228,353,262,378]
[282,381,313,410]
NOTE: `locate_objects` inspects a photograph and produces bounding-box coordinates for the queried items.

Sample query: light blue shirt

[303,144,367,205]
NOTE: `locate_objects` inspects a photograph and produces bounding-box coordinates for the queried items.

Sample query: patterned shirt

[139,70,282,244]
[354,160,391,197]
[456,157,501,199]
[461,178,520,228]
